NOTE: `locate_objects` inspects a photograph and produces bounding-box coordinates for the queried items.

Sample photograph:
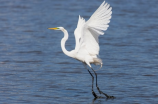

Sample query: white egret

[49,1,114,99]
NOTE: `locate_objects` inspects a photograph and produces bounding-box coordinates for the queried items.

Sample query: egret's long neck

[61,29,73,57]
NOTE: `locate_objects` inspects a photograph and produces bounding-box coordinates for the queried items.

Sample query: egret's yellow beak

[48,27,58,30]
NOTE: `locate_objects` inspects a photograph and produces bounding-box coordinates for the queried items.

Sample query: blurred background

[0,0,158,104]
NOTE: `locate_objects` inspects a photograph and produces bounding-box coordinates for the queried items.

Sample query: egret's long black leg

[87,69,98,98]
[83,63,98,98]
[91,68,115,99]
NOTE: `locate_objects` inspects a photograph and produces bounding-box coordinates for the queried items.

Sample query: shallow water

[0,0,158,104]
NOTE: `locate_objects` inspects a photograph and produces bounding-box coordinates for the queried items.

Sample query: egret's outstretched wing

[79,1,112,55]
[74,15,85,51]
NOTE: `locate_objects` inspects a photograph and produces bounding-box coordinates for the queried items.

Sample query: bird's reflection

[92,96,115,104]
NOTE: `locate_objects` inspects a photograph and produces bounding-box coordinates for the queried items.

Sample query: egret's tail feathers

[93,58,103,71]
[93,58,102,65]
[95,63,103,71]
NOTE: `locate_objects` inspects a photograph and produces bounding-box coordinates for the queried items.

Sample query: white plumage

[74,1,112,67]
[48,1,114,99]
[49,1,112,68]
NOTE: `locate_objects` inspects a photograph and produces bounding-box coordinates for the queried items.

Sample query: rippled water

[0,0,158,104]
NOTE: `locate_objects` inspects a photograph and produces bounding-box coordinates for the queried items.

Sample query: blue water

[0,0,158,104]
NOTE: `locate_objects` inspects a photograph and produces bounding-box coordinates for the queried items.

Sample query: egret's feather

[77,1,112,55]
[74,15,85,51]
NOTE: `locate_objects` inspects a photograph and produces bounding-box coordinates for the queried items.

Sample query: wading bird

[49,1,114,99]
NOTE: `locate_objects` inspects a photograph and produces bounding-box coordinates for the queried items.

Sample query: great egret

[49,1,114,99]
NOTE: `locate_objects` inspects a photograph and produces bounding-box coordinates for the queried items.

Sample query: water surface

[0,0,158,104]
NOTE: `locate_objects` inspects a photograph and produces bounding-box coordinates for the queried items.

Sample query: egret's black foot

[102,92,115,99]
[97,87,102,94]
[92,91,98,98]
[97,87,115,99]
[106,95,115,99]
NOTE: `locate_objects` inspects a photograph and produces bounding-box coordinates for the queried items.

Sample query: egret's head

[48,27,64,31]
